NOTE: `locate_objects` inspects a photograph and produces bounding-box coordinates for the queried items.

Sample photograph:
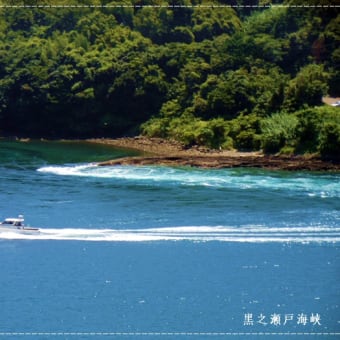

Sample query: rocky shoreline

[90,137,340,171]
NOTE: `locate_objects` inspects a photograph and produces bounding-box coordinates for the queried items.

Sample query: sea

[0,139,339,339]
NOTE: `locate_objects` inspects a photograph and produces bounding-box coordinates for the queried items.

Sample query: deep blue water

[0,140,339,338]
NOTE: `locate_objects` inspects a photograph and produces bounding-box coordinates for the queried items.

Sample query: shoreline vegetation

[0,2,339,160]
[0,2,339,166]
[88,137,340,171]
[4,135,339,170]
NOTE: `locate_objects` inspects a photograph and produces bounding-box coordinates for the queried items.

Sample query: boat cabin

[1,217,24,227]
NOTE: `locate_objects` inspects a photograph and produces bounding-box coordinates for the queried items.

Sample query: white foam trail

[37,164,96,177]
[37,164,340,197]
[1,226,339,243]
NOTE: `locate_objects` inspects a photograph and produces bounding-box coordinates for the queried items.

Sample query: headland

[88,137,340,171]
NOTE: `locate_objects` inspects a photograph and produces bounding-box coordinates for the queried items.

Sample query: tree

[319,122,340,160]
[283,64,330,111]
[191,6,240,42]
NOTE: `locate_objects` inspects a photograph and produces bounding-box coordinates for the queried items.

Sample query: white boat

[0,215,40,234]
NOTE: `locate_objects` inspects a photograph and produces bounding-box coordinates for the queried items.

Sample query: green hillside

[0,0,339,159]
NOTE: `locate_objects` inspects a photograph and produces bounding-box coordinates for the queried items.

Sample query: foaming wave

[37,164,96,177]
[37,164,340,197]
[1,226,339,243]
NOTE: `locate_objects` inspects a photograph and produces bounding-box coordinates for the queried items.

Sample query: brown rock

[88,137,340,171]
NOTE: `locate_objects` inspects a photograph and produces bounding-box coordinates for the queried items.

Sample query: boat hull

[0,225,40,234]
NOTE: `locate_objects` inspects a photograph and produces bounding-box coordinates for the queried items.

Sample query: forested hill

[0,1,339,159]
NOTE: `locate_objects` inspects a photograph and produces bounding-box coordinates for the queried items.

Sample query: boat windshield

[2,219,23,226]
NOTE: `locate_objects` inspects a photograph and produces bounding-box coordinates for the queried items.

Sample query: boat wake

[0,226,339,243]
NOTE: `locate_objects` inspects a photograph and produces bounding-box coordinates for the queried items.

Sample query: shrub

[141,117,169,138]
[260,112,298,153]
[319,122,340,160]
[228,114,261,150]
[294,106,340,158]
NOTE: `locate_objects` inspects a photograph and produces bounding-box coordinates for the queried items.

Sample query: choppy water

[0,140,339,338]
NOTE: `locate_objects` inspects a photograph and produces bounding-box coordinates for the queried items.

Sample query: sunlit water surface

[0,140,339,338]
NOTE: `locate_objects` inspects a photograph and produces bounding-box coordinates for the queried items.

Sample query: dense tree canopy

[0,0,339,158]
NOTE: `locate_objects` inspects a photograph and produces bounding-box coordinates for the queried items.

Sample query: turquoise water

[0,140,339,338]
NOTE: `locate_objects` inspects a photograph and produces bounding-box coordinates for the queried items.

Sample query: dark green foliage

[319,123,340,160]
[260,107,340,157]
[0,0,339,159]
[283,64,330,111]
[229,114,261,150]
